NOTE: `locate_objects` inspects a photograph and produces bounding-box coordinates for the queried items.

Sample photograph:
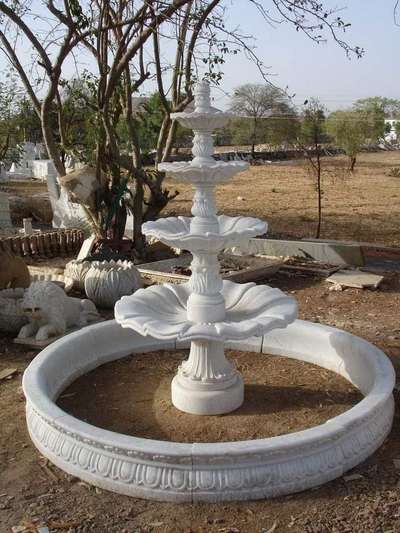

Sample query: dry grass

[164,151,400,246]
[2,151,399,246]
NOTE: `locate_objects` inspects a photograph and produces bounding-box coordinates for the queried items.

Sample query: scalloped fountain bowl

[115,280,297,342]
[158,160,249,184]
[142,214,267,252]
[23,319,394,502]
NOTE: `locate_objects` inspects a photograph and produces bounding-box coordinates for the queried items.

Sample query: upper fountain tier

[142,215,266,253]
[159,80,248,182]
[171,79,233,135]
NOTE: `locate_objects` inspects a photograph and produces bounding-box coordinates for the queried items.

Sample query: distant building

[7,142,57,181]
[384,119,399,142]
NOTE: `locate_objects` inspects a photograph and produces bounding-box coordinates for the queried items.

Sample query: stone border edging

[0,229,84,258]
[23,319,395,502]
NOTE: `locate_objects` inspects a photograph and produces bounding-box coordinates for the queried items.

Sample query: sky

[0,0,398,113]
[211,0,400,111]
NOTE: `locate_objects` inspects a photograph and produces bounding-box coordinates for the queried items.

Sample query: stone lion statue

[18,281,100,341]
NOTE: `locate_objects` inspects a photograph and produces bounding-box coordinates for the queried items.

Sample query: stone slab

[0,368,18,380]
[230,238,364,267]
[77,235,96,261]
[326,269,384,289]
[138,254,283,285]
[280,263,340,278]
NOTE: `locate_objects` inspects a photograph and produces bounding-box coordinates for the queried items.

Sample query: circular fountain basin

[23,319,395,502]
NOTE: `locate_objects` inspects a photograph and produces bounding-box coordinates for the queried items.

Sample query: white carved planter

[23,319,395,502]
[84,260,142,308]
[64,259,92,291]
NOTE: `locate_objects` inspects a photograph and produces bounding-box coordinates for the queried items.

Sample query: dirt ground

[164,151,400,246]
[58,351,362,443]
[1,271,400,533]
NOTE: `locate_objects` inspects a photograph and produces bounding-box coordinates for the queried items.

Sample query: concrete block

[233,238,364,267]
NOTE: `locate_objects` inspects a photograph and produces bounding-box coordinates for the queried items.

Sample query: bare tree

[297,99,329,239]
[0,0,361,255]
[230,84,293,156]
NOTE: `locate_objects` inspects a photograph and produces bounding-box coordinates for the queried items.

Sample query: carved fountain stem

[177,82,236,402]
[115,79,298,415]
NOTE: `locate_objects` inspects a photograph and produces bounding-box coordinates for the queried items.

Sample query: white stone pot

[64,259,92,291]
[84,260,142,308]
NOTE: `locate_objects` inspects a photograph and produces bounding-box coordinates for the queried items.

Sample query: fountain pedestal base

[171,373,244,415]
[171,339,244,415]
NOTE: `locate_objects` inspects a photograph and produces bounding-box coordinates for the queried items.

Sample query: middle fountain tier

[115,81,298,415]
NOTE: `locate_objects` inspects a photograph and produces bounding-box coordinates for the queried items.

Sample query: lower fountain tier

[115,280,298,343]
[158,160,249,184]
[143,215,267,252]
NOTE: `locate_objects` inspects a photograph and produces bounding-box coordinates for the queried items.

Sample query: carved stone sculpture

[46,172,89,231]
[85,260,142,308]
[18,281,100,341]
[59,166,98,209]
[64,259,92,291]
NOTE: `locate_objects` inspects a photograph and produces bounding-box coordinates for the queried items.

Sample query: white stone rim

[142,215,267,252]
[23,319,395,502]
[115,280,298,342]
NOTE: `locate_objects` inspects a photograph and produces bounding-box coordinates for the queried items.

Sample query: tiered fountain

[23,81,395,502]
[115,81,297,415]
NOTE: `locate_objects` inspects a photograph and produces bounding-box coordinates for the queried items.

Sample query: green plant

[296,98,329,239]
[327,108,384,171]
[387,167,400,177]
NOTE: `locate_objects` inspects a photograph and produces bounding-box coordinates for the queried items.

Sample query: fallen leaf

[343,473,364,482]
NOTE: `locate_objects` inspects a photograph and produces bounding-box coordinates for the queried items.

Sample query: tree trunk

[41,97,65,178]
[349,155,357,172]
[315,152,322,239]
[162,119,178,162]
[133,178,145,256]
[155,115,171,166]
[251,117,257,158]
[113,203,127,242]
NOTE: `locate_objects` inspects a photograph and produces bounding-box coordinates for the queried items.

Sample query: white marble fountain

[23,82,395,502]
[115,81,297,415]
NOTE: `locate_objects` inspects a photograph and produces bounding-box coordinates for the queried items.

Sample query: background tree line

[0,0,366,256]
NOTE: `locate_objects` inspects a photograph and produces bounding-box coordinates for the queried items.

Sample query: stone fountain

[22,82,395,502]
[115,81,297,415]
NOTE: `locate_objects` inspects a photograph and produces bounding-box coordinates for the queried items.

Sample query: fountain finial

[194,80,211,113]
